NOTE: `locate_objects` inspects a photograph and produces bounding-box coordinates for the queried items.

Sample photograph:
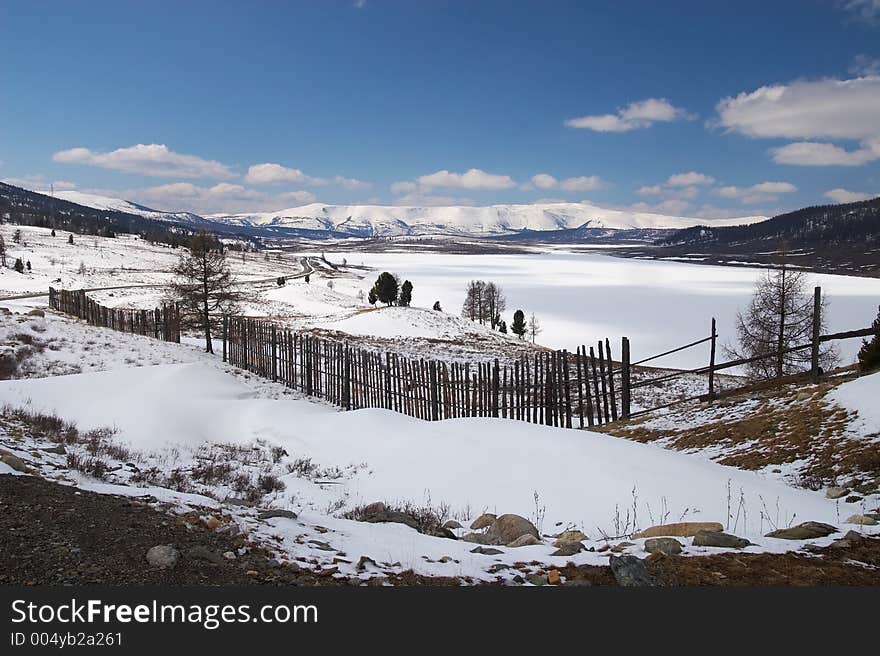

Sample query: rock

[204,517,221,530]
[430,527,458,540]
[356,556,379,572]
[470,546,504,556]
[225,496,256,507]
[506,534,541,548]
[765,521,837,540]
[845,495,863,504]
[484,514,539,545]
[27,309,45,317]
[460,532,492,545]
[844,530,865,542]
[563,579,592,587]
[442,520,462,530]
[43,445,66,455]
[854,482,879,495]
[845,514,877,526]
[637,521,723,538]
[553,530,587,545]
[222,551,236,560]
[0,450,31,474]
[547,569,561,585]
[609,555,661,587]
[359,509,420,531]
[692,530,751,549]
[185,546,224,564]
[644,537,682,556]
[362,501,387,515]
[795,391,811,401]
[610,541,635,553]
[470,513,496,530]
[258,509,298,521]
[146,545,179,569]
[551,542,585,557]
[825,486,849,499]
[525,573,548,586]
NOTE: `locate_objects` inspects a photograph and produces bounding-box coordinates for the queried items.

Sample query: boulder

[644,537,682,556]
[551,542,585,557]
[442,520,463,530]
[637,522,723,538]
[470,513,496,530]
[507,534,541,548]
[525,573,548,586]
[470,546,504,556]
[258,509,298,521]
[358,509,420,531]
[547,569,561,585]
[765,521,837,540]
[460,532,492,545]
[185,546,224,564]
[609,555,661,587]
[146,545,179,569]
[845,495,863,504]
[825,487,849,499]
[0,450,31,474]
[845,514,877,526]
[553,530,587,545]
[485,514,539,545]
[27,309,45,317]
[692,530,751,549]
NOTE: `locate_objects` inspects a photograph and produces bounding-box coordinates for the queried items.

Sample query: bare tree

[462,280,506,328]
[484,282,506,329]
[726,258,836,379]
[0,234,6,268]
[528,313,542,344]
[171,233,240,354]
[461,280,485,322]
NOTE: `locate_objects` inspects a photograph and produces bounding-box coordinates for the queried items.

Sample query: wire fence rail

[48,287,181,343]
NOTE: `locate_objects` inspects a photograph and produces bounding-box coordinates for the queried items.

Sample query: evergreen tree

[67,233,74,244]
[13,230,22,244]
[511,309,527,339]
[171,232,240,354]
[858,305,880,373]
[26,260,31,271]
[14,258,24,273]
[398,280,413,307]
[499,320,508,334]
[0,234,6,267]
[433,300,442,311]
[368,287,378,305]
[51,229,56,237]
[373,272,399,305]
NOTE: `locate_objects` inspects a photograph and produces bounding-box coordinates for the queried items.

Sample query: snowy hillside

[44,189,208,226]
[208,202,766,237]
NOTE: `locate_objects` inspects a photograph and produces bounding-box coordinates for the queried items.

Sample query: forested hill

[657,197,880,248]
[616,197,880,277]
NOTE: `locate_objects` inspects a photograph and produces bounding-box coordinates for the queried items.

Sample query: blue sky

[2,0,879,217]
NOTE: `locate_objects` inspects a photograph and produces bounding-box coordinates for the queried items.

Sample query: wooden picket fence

[48,287,181,343]
[223,315,622,428]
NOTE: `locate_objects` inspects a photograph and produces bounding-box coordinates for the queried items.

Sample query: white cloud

[850,54,880,77]
[52,144,236,179]
[770,139,880,165]
[390,180,417,194]
[527,173,606,192]
[666,171,715,186]
[565,98,691,132]
[244,162,369,189]
[822,187,877,203]
[842,0,880,24]
[416,168,516,190]
[393,193,474,207]
[714,181,797,204]
[716,77,880,140]
[637,185,664,196]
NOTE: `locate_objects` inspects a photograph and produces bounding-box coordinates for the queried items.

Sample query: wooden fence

[223,315,622,428]
[48,287,181,343]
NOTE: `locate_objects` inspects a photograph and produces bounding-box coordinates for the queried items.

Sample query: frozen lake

[323,250,880,370]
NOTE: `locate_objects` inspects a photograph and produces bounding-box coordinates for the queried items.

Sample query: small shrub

[258,473,285,494]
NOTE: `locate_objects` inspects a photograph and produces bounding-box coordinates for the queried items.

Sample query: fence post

[222,315,228,362]
[621,337,631,420]
[811,286,822,381]
[708,317,717,400]
[271,324,278,381]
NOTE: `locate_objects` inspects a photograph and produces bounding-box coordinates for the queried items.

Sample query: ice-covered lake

[324,250,880,369]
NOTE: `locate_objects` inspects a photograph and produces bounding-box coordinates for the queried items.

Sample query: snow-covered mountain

[46,190,207,226]
[38,188,766,238]
[206,202,766,237]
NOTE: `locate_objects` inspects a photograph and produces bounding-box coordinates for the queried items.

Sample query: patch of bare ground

[601,372,880,488]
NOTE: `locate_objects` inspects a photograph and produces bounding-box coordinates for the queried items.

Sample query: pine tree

[26,260,31,271]
[14,258,24,273]
[374,272,399,305]
[0,234,6,267]
[51,229,56,237]
[433,300,442,311]
[67,233,74,244]
[511,309,527,339]
[398,280,413,307]
[12,230,21,244]
[726,258,836,379]
[171,232,240,354]
[499,320,508,334]
[368,287,378,305]
[858,305,880,373]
